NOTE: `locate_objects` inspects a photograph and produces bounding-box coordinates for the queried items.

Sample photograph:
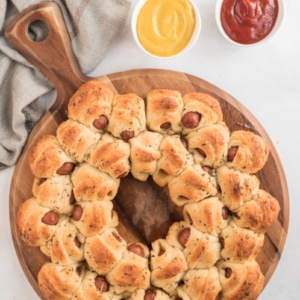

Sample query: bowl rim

[215,0,286,47]
[131,0,201,59]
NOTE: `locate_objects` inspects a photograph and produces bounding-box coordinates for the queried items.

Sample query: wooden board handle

[5,2,88,92]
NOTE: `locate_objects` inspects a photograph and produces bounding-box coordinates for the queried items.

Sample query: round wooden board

[7,3,289,300]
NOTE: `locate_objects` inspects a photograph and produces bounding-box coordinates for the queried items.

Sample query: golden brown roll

[29,135,75,178]
[17,198,59,247]
[32,175,74,215]
[150,239,188,295]
[168,164,218,206]
[71,163,119,202]
[153,135,194,187]
[56,119,101,162]
[107,94,146,140]
[217,166,260,210]
[217,260,264,300]
[71,271,122,300]
[177,267,221,300]
[232,190,281,234]
[106,249,151,294]
[181,93,223,134]
[129,131,163,181]
[71,201,118,237]
[84,228,127,275]
[166,222,221,269]
[68,80,114,132]
[127,288,171,300]
[226,131,269,173]
[220,221,264,262]
[186,123,230,168]
[146,89,183,134]
[38,262,85,300]
[88,133,130,178]
[183,196,230,237]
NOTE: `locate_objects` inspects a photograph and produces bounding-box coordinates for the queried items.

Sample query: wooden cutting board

[6,2,289,299]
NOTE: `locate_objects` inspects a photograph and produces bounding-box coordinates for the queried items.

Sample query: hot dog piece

[70,191,76,205]
[56,162,75,175]
[160,122,171,129]
[182,112,201,128]
[128,243,144,257]
[74,237,81,248]
[144,289,156,300]
[112,232,122,242]
[41,211,58,225]
[197,148,207,158]
[178,228,191,246]
[95,276,109,292]
[222,207,230,220]
[225,268,232,278]
[72,205,83,221]
[121,130,134,141]
[180,138,188,150]
[93,115,108,130]
[202,166,212,175]
[227,146,239,162]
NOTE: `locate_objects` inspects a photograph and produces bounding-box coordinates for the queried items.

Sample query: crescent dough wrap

[126,288,171,300]
[146,89,183,134]
[68,80,114,132]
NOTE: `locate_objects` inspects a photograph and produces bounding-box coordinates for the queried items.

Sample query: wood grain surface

[6,2,289,299]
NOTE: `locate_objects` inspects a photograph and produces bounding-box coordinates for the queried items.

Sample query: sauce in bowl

[221,0,278,44]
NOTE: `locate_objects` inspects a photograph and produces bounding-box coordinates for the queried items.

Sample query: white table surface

[1,0,300,299]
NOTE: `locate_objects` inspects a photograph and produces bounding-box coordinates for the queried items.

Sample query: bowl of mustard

[131,0,201,59]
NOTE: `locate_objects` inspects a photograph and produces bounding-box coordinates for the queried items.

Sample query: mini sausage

[180,138,188,150]
[93,115,108,130]
[120,130,134,141]
[76,267,81,276]
[41,211,58,225]
[225,267,232,278]
[39,178,47,186]
[74,237,81,248]
[227,146,239,162]
[144,289,156,300]
[158,250,165,256]
[70,191,76,205]
[202,166,212,175]
[182,112,201,128]
[112,232,122,242]
[56,162,74,175]
[197,148,207,158]
[72,205,83,221]
[127,243,144,257]
[178,228,191,246]
[160,122,171,129]
[95,276,109,292]
[222,207,230,220]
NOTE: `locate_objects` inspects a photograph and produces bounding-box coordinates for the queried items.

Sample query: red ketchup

[221,0,278,44]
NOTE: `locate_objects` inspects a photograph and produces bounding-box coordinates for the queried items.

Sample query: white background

[1,0,300,299]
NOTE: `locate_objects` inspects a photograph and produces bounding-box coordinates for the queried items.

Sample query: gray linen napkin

[0,0,131,170]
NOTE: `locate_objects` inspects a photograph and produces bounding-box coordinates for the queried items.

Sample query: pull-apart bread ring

[168,164,218,206]
[68,80,114,132]
[177,267,222,300]
[181,93,223,134]
[17,198,59,247]
[146,89,183,134]
[126,288,171,300]
[225,131,269,173]
[129,131,163,181]
[186,122,230,168]
[32,175,74,214]
[29,135,75,178]
[166,222,221,269]
[217,260,264,300]
[107,93,146,140]
[71,163,119,202]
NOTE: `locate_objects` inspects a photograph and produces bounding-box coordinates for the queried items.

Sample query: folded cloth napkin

[0,0,131,170]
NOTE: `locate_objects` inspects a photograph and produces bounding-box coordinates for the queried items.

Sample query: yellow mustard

[137,0,196,57]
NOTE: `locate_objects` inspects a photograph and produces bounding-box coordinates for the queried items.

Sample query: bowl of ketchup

[215,0,285,46]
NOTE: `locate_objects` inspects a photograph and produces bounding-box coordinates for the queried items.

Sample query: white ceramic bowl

[131,0,201,59]
[215,0,285,47]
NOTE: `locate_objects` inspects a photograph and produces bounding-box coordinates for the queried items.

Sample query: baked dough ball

[126,288,171,300]
[56,119,101,162]
[71,271,122,300]
[38,262,85,300]
[186,123,230,168]
[232,189,281,234]
[168,164,218,206]
[181,93,223,135]
[217,166,260,210]
[29,135,75,178]
[217,260,264,300]
[84,228,127,275]
[183,196,230,237]
[17,198,59,247]
[88,133,130,178]
[71,201,118,237]
[177,267,221,300]
[129,131,163,181]
[153,135,194,187]
[166,222,221,269]
[40,217,85,265]
[226,131,269,173]
[146,89,183,134]
[68,80,114,132]
[150,239,188,295]
[220,221,264,262]
[106,250,151,294]
[32,176,74,215]
[71,163,119,202]
[107,94,146,140]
